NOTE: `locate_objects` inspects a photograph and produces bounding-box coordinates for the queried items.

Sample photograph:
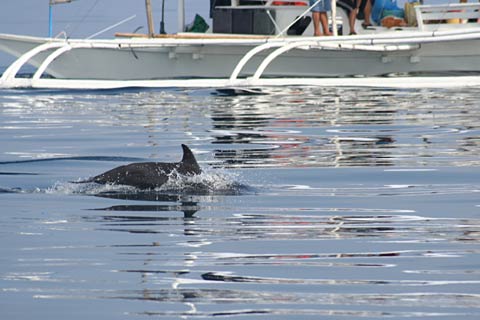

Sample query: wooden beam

[115,32,271,40]
[145,0,155,37]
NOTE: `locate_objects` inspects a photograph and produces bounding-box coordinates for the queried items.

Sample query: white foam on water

[385,185,414,189]
[156,167,247,194]
[42,180,137,195]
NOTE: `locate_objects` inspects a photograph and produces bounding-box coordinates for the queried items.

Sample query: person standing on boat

[337,0,359,34]
[310,0,333,36]
[358,0,373,29]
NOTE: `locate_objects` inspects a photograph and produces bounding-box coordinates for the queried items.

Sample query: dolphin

[87,144,201,189]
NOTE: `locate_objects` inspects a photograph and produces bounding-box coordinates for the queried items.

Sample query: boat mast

[178,0,185,33]
[48,0,73,38]
[160,0,166,34]
[145,0,155,37]
[331,0,337,36]
[49,3,53,38]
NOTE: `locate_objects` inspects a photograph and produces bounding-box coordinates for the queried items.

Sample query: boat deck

[114,32,274,40]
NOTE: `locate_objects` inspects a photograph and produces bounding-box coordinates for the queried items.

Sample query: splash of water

[156,168,249,195]
[41,167,251,196]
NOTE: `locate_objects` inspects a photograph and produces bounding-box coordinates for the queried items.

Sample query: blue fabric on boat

[383,9,405,19]
[372,0,402,24]
[309,0,332,12]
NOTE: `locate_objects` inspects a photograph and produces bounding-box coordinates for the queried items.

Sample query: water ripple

[1,87,480,167]
[1,87,480,319]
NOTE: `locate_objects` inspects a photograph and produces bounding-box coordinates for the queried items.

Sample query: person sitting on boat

[357,0,373,29]
[337,0,373,35]
[309,0,333,36]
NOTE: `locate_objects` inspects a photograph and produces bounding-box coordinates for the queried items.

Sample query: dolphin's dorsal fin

[180,144,201,174]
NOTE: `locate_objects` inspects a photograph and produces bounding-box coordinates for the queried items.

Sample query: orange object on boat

[272,1,307,5]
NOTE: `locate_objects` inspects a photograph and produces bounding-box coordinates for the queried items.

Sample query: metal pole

[49,3,53,37]
[331,0,337,36]
[276,0,322,37]
[87,14,137,39]
[48,0,74,38]
[178,0,185,33]
[145,0,155,37]
[160,0,166,34]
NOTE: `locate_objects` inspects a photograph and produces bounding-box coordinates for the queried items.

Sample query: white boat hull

[41,42,480,80]
[1,29,480,88]
[1,2,480,89]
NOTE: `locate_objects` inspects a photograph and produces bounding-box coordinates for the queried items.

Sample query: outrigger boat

[0,0,480,89]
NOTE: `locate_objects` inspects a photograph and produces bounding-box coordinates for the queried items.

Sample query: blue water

[1,86,480,319]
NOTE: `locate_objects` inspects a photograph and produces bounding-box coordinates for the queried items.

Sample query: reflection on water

[1,87,480,319]
[1,87,479,167]
[207,87,480,168]
[84,202,480,245]
[5,194,478,318]
[91,192,200,218]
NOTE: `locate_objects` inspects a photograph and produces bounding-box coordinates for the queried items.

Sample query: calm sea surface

[0,86,479,319]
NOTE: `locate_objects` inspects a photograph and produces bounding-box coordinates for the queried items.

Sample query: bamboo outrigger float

[1,0,480,89]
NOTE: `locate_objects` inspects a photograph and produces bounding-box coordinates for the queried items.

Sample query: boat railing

[415,3,480,31]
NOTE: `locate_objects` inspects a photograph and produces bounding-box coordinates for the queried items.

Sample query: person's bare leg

[363,0,372,26]
[312,12,322,36]
[319,12,332,36]
[349,9,358,34]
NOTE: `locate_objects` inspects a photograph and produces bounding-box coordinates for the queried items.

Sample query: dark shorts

[338,0,357,11]
[337,0,372,12]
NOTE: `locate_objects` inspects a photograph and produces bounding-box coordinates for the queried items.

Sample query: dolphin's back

[89,144,201,189]
[93,162,177,189]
